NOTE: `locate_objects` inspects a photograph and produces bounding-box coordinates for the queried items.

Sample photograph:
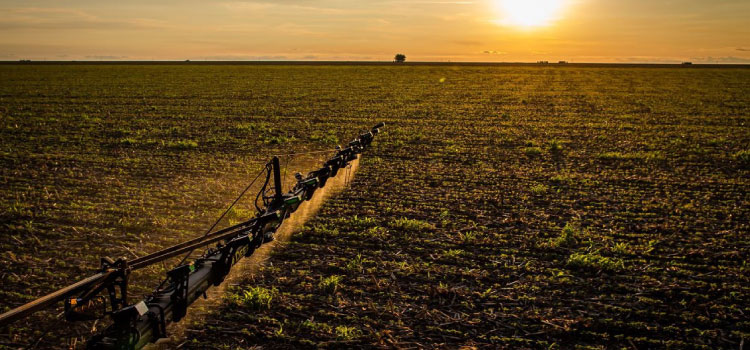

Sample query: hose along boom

[0,123,384,349]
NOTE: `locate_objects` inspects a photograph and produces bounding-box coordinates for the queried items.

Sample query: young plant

[318,275,342,294]
[549,222,579,248]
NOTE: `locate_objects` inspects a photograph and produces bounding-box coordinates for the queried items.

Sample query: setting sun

[494,0,568,28]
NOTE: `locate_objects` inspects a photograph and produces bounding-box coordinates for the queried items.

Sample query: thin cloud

[4,7,98,21]
[691,56,750,63]
[222,1,350,15]
[453,40,482,46]
[202,55,289,60]
[410,1,473,4]
[0,7,172,31]
[614,56,681,64]
[85,55,129,60]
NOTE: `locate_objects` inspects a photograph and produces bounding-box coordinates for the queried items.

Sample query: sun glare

[494,0,568,28]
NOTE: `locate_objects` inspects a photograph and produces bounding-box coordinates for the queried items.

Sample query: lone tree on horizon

[394,54,406,63]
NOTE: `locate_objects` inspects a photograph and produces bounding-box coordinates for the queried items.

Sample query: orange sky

[1,0,749,63]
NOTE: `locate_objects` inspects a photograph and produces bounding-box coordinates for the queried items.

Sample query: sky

[0,0,749,63]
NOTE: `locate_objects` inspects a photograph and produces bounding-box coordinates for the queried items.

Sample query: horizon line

[2,60,750,67]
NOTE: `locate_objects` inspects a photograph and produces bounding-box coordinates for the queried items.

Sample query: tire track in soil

[147,158,360,349]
